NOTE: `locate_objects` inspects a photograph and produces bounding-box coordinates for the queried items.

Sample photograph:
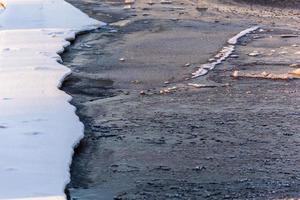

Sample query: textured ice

[0,0,104,199]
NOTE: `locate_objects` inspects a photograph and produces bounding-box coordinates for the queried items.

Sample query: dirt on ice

[61,0,300,199]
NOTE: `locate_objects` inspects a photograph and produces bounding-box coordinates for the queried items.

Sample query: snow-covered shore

[0,1,104,199]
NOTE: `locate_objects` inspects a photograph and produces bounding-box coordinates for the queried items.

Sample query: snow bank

[0,0,105,199]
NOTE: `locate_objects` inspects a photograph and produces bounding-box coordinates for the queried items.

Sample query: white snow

[192,26,259,78]
[228,26,260,45]
[192,45,235,78]
[0,0,105,199]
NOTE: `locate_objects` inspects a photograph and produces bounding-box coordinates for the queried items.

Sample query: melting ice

[0,0,104,199]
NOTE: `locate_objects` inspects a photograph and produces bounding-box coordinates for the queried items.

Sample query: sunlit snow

[0,0,104,199]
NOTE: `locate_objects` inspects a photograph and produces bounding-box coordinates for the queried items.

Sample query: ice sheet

[0,0,105,199]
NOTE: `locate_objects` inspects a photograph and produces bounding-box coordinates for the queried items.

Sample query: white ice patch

[228,26,260,45]
[0,0,105,200]
[192,26,259,78]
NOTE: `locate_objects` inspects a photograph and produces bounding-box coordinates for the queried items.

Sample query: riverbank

[62,0,300,199]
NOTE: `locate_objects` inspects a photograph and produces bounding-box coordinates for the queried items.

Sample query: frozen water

[0,0,105,199]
